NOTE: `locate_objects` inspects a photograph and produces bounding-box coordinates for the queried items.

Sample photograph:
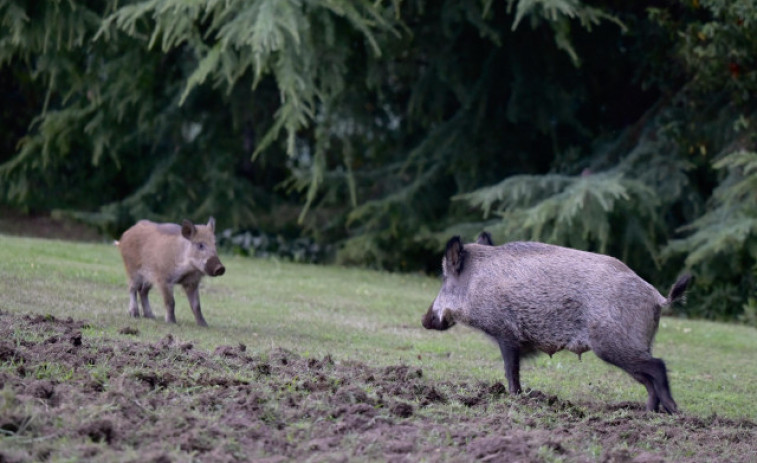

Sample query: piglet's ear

[181,220,197,240]
[443,236,465,277]
[476,231,494,246]
[207,217,216,233]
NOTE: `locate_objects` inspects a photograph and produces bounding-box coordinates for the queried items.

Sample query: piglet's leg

[183,283,208,327]
[128,283,140,318]
[138,284,155,319]
[158,283,177,324]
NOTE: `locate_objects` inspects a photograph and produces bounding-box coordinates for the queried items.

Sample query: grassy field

[1,233,756,461]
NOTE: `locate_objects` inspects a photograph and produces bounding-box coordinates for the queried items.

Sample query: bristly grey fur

[422,235,691,414]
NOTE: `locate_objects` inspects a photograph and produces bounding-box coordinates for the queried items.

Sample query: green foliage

[507,0,626,65]
[98,0,395,156]
[650,0,757,102]
[647,0,757,324]
[0,0,397,228]
[665,151,757,323]
[455,126,695,280]
[458,170,659,256]
[3,0,757,322]
[217,227,332,263]
[669,152,757,269]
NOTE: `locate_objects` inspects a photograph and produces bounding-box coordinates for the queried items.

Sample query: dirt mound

[0,310,754,462]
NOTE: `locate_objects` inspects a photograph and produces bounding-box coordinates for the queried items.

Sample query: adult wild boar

[117,218,225,327]
[422,235,690,413]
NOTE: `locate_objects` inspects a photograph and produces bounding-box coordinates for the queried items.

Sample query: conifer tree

[2,0,757,323]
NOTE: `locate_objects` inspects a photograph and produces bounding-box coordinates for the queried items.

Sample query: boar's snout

[422,303,454,331]
[422,304,434,329]
[205,256,226,277]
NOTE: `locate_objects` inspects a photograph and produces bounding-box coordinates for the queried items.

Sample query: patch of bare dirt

[0,310,754,462]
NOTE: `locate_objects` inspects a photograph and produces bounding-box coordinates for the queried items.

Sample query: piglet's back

[119,221,181,277]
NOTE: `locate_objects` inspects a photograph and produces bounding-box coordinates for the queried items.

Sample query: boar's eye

[196,242,206,251]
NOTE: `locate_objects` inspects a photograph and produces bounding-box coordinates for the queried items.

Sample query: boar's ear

[443,236,465,277]
[181,220,197,240]
[476,231,494,246]
[207,217,216,233]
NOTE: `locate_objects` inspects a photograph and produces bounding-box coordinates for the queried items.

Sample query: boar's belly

[532,338,591,357]
[516,304,590,356]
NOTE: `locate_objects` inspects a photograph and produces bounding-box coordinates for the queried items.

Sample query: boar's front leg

[183,282,208,327]
[497,339,522,395]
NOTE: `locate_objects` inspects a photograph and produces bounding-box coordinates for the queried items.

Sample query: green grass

[1,233,756,420]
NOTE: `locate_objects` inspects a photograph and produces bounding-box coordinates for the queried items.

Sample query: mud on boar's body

[422,235,691,414]
[117,218,225,327]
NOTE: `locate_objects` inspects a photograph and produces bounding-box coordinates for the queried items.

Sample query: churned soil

[0,310,754,462]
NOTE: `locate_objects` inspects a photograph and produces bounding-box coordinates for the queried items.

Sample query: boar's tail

[666,273,692,305]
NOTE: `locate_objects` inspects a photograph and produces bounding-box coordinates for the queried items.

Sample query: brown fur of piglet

[117,218,225,327]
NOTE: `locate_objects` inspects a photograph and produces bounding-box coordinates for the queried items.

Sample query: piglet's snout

[205,256,226,277]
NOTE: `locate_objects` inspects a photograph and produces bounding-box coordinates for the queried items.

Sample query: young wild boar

[422,235,691,414]
[117,218,225,327]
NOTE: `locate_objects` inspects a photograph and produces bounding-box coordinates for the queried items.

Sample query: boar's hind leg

[594,346,677,414]
[183,283,208,327]
[623,357,676,414]
[497,339,522,395]
[138,284,155,319]
[630,370,660,412]
[638,357,677,414]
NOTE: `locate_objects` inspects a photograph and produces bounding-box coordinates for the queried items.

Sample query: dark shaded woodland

[2,0,757,323]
